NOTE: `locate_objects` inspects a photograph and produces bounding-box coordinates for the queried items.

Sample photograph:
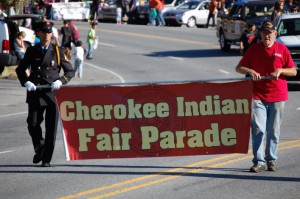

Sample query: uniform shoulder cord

[55,44,61,67]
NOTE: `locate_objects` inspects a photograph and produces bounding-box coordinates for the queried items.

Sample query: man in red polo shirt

[235,21,297,173]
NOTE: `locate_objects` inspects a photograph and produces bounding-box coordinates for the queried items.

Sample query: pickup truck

[216,0,274,51]
[276,13,300,80]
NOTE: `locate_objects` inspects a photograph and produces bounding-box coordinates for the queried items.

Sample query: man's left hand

[51,80,62,90]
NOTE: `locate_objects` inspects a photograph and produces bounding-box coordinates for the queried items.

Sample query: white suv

[276,13,300,80]
[0,13,45,71]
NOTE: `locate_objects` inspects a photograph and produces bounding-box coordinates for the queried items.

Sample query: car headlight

[176,12,184,17]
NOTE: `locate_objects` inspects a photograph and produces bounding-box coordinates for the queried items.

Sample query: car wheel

[219,31,230,51]
[187,17,196,28]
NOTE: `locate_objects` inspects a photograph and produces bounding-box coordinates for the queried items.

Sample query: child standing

[86,21,97,60]
[74,40,84,78]
[116,4,122,24]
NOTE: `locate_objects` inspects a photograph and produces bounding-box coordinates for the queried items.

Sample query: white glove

[51,80,62,90]
[24,81,36,92]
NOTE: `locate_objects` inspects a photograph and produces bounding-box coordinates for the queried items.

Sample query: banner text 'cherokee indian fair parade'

[54,81,252,160]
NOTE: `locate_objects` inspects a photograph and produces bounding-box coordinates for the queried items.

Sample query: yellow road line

[88,143,300,199]
[76,25,216,47]
[58,139,300,199]
[58,153,240,199]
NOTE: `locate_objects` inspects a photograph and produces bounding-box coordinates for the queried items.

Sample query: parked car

[162,0,186,14]
[163,0,211,28]
[98,0,149,24]
[0,13,58,71]
[98,0,118,23]
[275,13,300,80]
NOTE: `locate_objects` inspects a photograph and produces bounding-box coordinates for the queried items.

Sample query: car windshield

[245,4,274,19]
[164,0,175,4]
[278,18,300,36]
[177,1,200,10]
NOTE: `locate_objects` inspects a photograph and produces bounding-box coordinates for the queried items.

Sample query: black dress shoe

[41,162,51,167]
[33,153,42,164]
[33,143,45,164]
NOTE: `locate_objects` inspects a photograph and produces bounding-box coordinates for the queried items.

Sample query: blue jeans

[156,9,165,26]
[149,9,165,26]
[74,58,83,78]
[87,43,93,59]
[16,51,25,60]
[251,100,285,165]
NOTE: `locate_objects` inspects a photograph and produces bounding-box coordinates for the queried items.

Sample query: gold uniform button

[38,67,41,70]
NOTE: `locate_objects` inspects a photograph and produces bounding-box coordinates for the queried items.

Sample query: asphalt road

[0,22,299,199]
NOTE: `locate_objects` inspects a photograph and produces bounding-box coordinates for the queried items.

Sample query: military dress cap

[37,21,54,33]
[260,21,276,31]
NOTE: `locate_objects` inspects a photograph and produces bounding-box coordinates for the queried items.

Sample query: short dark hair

[76,40,82,46]
[248,23,255,28]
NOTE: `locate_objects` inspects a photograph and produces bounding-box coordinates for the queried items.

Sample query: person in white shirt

[74,40,84,78]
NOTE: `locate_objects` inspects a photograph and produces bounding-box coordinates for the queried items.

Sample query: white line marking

[0,150,14,154]
[85,63,126,83]
[0,112,27,118]
[99,42,116,47]
[219,69,231,75]
[0,66,124,119]
[168,56,184,61]
[297,108,300,111]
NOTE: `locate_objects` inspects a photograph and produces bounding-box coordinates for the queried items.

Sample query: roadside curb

[0,66,17,79]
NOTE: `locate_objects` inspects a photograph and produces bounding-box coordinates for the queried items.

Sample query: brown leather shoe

[250,163,265,173]
[267,161,276,171]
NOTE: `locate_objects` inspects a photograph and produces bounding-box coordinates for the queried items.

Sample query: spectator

[128,0,137,24]
[206,0,218,28]
[60,20,73,49]
[64,47,72,61]
[239,23,258,55]
[283,0,294,12]
[68,20,80,44]
[74,40,84,78]
[149,0,164,26]
[271,1,285,22]
[116,3,122,24]
[14,31,27,60]
[86,21,97,60]
[291,4,298,12]
[90,0,100,21]
[235,21,297,173]
[46,0,54,20]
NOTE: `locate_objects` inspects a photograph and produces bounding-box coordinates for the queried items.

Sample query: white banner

[52,2,90,20]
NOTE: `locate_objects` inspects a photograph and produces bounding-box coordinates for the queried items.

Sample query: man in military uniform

[16,21,75,167]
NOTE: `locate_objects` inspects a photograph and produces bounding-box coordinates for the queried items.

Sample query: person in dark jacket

[60,20,73,49]
[239,23,259,55]
[15,21,75,167]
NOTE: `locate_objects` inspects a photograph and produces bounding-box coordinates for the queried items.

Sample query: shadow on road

[146,49,240,58]
[1,164,300,182]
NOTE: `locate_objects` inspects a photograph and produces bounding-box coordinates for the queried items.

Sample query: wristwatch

[246,69,251,75]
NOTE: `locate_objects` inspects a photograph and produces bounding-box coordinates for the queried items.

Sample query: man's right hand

[24,81,36,92]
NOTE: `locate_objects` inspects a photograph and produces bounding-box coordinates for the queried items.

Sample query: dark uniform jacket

[16,43,75,106]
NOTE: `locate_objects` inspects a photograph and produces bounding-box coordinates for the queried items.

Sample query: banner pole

[35,76,271,89]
